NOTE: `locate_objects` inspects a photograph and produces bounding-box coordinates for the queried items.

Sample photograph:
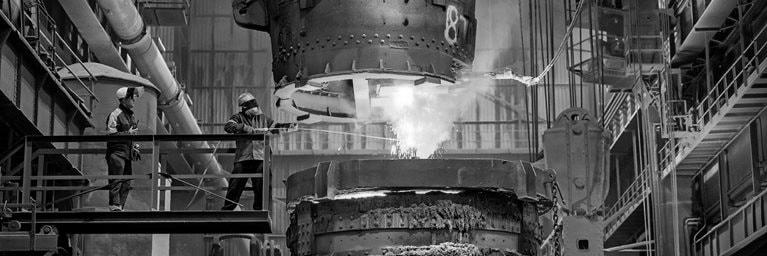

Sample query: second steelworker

[222,92,294,210]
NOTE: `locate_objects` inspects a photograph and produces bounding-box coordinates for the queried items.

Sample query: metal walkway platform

[661,24,767,178]
[604,168,651,239]
[13,211,271,234]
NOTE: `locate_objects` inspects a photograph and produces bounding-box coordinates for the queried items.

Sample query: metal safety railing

[7,0,98,104]
[659,137,682,173]
[665,99,697,134]
[603,92,640,147]
[694,186,767,256]
[605,167,652,218]
[604,167,652,235]
[0,134,272,212]
[694,22,767,127]
[272,122,535,155]
[658,21,767,174]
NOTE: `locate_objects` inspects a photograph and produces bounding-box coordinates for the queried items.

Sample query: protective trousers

[222,160,264,210]
[106,153,132,207]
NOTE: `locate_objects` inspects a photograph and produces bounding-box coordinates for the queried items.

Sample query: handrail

[37,32,95,101]
[659,138,679,171]
[22,134,269,144]
[603,92,629,126]
[138,0,190,7]
[54,29,96,81]
[693,22,767,126]
[693,183,767,255]
[13,133,274,211]
[604,167,651,238]
[18,0,98,101]
[605,167,651,219]
[658,21,767,175]
[272,123,535,153]
[1,173,265,181]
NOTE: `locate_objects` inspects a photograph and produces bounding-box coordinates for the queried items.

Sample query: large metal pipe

[97,0,228,203]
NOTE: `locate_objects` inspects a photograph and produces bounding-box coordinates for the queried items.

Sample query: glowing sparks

[376,80,491,159]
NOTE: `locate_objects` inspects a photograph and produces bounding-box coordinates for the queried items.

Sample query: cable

[529,0,539,157]
[44,179,133,208]
[578,0,584,108]
[539,0,551,128]
[566,0,576,107]
[589,0,598,115]
[184,140,223,209]
[159,172,244,208]
[597,0,606,127]
[520,0,533,162]
[547,0,556,124]
[490,0,588,87]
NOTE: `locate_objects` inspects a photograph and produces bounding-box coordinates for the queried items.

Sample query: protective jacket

[105,104,137,158]
[225,112,274,162]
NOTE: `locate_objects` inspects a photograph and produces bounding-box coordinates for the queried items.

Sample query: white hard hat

[116,87,141,99]
[238,92,257,106]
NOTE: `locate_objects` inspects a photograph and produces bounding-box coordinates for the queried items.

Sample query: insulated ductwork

[97,0,228,202]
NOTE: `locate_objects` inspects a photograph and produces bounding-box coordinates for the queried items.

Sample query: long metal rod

[158,172,243,208]
[262,139,270,211]
[604,240,654,252]
[150,140,160,209]
[45,179,132,208]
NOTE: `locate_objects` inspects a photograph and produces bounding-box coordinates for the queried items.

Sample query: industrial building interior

[0,0,766,255]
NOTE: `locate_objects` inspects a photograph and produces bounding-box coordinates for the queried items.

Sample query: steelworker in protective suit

[222,92,295,210]
[105,87,142,211]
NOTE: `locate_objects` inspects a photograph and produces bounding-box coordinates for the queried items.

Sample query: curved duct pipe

[97,0,228,205]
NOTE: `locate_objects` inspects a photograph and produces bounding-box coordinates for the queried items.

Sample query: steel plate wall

[19,64,35,122]
[0,46,17,101]
[726,131,754,204]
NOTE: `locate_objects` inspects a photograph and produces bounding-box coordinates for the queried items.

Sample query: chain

[539,179,567,256]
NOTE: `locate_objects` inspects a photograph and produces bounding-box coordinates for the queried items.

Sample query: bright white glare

[375,83,466,158]
[334,189,463,200]
[371,77,491,158]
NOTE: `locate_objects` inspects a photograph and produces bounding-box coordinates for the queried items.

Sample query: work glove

[242,125,266,134]
[286,123,298,132]
[131,144,141,161]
